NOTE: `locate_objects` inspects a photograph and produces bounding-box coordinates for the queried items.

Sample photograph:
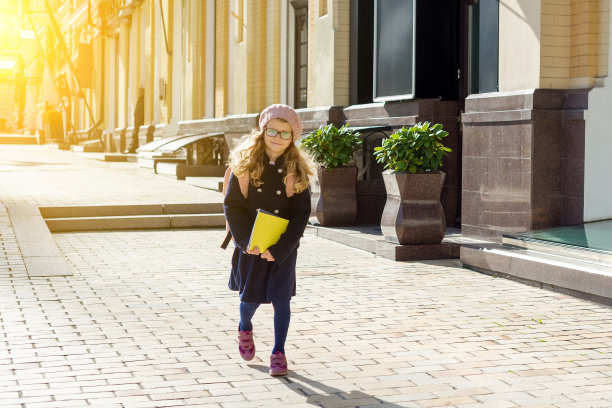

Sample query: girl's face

[263,118,293,159]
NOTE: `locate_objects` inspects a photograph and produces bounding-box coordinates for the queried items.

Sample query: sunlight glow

[0,61,17,70]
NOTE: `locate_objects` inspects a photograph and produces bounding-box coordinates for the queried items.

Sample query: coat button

[276,190,281,195]
[257,188,262,193]
[278,168,283,173]
[274,210,279,214]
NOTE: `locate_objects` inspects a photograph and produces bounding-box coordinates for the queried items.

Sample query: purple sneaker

[238,327,255,361]
[269,351,288,376]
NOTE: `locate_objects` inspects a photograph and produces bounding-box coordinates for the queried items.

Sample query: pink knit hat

[258,104,302,142]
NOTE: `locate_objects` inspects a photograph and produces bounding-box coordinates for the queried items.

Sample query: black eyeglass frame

[265,128,293,140]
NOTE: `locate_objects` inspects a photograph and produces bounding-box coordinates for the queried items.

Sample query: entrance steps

[70,140,103,152]
[461,236,612,305]
[185,177,224,192]
[0,134,38,144]
[40,203,225,232]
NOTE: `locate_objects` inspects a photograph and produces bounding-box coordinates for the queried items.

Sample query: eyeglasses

[265,128,292,140]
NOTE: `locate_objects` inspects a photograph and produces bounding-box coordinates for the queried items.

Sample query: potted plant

[300,124,362,226]
[373,122,452,245]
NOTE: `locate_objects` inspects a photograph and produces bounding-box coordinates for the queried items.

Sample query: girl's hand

[246,246,261,255]
[261,250,275,262]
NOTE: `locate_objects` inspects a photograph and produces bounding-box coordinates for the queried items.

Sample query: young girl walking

[223,104,314,376]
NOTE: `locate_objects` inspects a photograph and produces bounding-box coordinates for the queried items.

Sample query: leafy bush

[300,124,362,168]
[374,122,451,173]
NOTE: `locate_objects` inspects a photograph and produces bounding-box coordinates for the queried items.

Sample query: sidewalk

[0,145,611,407]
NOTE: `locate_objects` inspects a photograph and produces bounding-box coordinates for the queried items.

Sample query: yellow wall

[246,0,266,113]
[540,0,609,88]
[333,0,350,105]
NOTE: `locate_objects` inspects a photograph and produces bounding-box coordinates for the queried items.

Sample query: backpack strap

[222,167,249,198]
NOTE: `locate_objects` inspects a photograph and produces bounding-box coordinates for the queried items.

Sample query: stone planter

[310,167,358,226]
[381,170,446,245]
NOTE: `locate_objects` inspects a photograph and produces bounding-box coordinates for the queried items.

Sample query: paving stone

[1,146,612,407]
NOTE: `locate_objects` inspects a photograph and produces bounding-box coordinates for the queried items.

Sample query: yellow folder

[248,209,289,252]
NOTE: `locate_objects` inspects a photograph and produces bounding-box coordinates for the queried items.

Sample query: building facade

[18,0,612,238]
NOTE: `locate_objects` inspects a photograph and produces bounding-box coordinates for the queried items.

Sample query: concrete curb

[461,243,612,304]
[5,204,72,277]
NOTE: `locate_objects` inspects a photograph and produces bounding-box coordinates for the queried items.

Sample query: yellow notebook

[248,209,289,252]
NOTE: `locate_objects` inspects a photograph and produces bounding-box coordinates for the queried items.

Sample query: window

[468,0,498,93]
[292,0,308,108]
[373,0,415,101]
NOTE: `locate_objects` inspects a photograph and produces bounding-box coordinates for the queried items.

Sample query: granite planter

[381,170,446,245]
[310,167,358,226]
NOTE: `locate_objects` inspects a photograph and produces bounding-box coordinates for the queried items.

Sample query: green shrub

[373,122,451,173]
[300,124,362,168]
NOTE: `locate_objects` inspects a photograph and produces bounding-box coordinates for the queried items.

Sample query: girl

[223,104,314,376]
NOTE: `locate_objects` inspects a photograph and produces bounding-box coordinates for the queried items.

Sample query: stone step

[0,135,38,144]
[185,177,224,192]
[39,203,223,218]
[46,213,226,232]
[461,243,612,304]
[70,140,104,152]
[48,142,71,150]
[102,153,138,162]
[5,204,72,277]
[155,163,226,180]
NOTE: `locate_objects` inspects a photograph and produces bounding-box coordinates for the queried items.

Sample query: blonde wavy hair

[228,124,316,194]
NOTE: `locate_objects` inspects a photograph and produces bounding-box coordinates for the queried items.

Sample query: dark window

[292,0,308,108]
[371,0,459,102]
[469,0,499,94]
[373,0,414,101]
[349,0,374,105]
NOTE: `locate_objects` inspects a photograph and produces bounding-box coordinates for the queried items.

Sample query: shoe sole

[240,353,255,361]
[269,370,288,376]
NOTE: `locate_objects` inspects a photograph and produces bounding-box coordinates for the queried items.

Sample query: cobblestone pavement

[0,146,611,407]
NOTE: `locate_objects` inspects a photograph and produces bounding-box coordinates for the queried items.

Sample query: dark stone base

[461,88,588,241]
[376,240,460,261]
[356,180,386,224]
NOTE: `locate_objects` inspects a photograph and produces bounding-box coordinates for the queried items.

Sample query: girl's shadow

[249,365,404,407]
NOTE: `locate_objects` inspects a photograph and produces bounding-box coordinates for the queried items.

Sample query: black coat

[223,154,311,303]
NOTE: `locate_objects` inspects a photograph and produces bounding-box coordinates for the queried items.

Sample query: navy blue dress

[223,154,311,303]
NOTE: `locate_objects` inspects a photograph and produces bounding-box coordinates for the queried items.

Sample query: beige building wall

[246,0,265,113]
[128,8,139,127]
[230,0,247,115]
[308,0,350,107]
[118,24,129,127]
[160,0,172,124]
[105,35,116,130]
[215,0,229,118]
[145,0,154,125]
[498,0,541,91]
[171,0,181,126]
